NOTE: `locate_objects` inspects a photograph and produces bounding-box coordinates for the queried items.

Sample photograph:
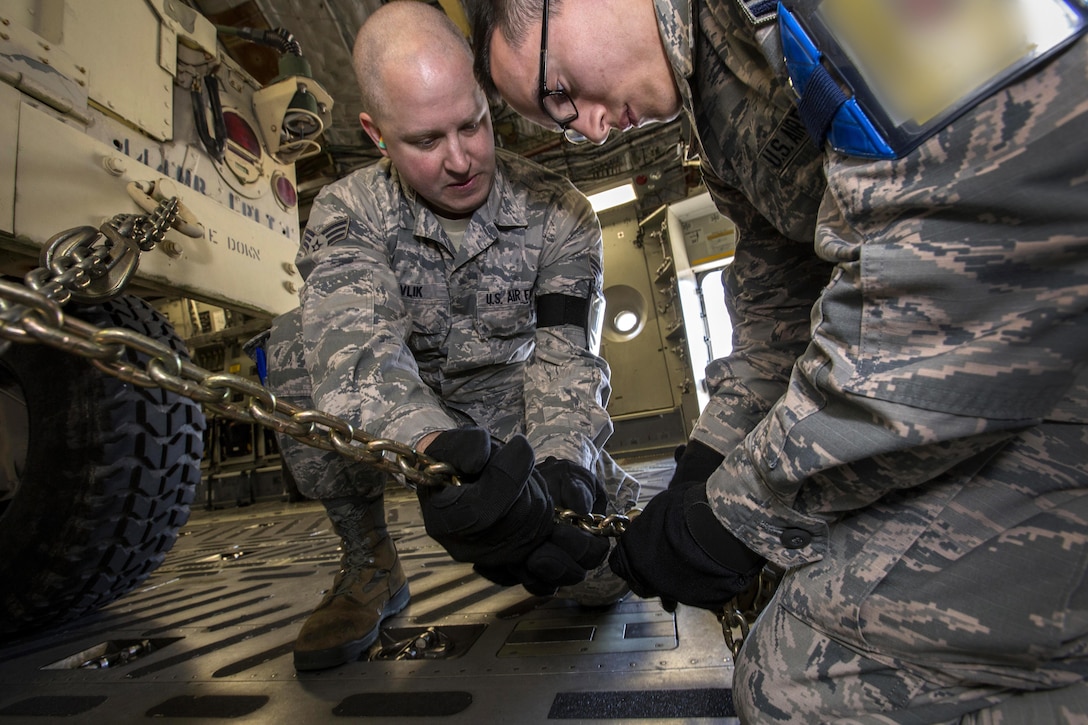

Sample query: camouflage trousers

[733,422,1088,723]
[735,599,1088,724]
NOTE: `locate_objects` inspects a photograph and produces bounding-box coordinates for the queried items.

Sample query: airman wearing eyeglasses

[469,0,1088,721]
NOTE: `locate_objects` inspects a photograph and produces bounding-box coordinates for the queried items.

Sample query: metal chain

[717,565,782,660]
[23,199,179,307]
[0,200,633,536]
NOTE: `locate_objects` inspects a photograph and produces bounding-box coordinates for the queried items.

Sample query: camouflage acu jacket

[294,148,613,469]
[654,0,1088,570]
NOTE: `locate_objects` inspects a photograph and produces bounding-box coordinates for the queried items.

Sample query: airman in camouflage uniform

[267,2,638,672]
[471,0,1088,720]
[270,147,639,513]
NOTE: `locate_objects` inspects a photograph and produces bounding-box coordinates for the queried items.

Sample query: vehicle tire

[0,294,206,637]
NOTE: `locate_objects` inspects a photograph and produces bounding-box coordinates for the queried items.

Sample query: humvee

[0,0,331,634]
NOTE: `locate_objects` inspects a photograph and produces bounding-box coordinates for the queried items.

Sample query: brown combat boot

[294,497,409,671]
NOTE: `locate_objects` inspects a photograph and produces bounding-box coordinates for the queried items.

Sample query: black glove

[418,429,552,567]
[424,426,494,479]
[535,457,607,516]
[421,429,609,594]
[667,440,725,491]
[608,483,765,611]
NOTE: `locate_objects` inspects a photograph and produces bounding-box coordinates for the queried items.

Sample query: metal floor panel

[0,456,741,724]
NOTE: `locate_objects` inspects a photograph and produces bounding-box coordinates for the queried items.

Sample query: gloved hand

[608,483,765,611]
[535,457,607,516]
[418,428,552,567]
[420,429,609,595]
[667,440,725,491]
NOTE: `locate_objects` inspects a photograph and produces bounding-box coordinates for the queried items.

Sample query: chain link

[554,508,633,537]
[0,200,632,536]
[717,565,782,660]
[23,198,179,307]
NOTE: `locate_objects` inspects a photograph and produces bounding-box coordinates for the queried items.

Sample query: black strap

[796,63,847,148]
[536,294,589,331]
[191,74,226,162]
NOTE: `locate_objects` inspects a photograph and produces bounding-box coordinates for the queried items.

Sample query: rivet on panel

[103,156,126,176]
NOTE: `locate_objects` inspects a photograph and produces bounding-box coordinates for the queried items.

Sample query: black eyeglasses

[538,0,586,144]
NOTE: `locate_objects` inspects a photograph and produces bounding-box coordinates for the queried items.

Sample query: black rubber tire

[0,294,206,637]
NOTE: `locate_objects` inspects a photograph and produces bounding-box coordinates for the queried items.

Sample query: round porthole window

[613,310,640,334]
[602,285,648,343]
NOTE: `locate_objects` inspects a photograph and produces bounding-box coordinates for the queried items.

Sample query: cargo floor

[0,455,740,724]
